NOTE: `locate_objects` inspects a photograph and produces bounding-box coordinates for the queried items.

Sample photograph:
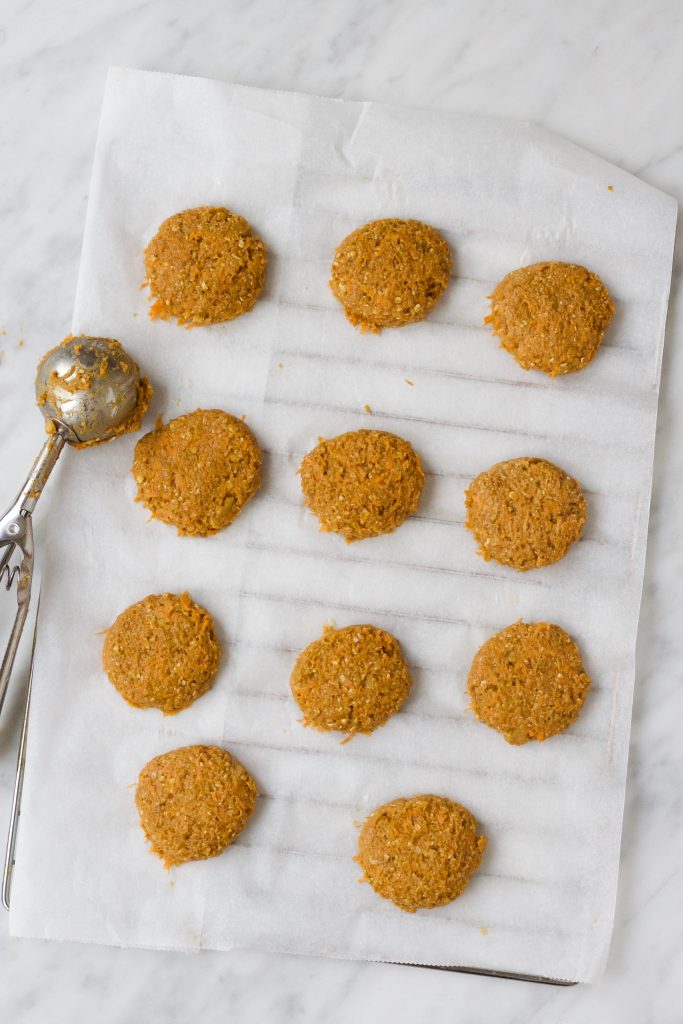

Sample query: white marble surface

[0,1,681,1020]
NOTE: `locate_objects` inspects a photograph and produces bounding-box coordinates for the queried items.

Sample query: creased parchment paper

[9,68,676,982]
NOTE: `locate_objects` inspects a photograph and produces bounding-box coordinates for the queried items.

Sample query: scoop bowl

[35,335,146,445]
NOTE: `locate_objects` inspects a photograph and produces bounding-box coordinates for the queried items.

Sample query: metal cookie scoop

[0,335,151,717]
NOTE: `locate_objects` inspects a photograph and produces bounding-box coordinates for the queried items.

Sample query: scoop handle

[0,430,67,718]
[1,430,67,524]
[2,597,38,910]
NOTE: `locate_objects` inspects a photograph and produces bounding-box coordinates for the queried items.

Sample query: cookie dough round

[357,795,487,912]
[102,592,221,714]
[464,457,586,571]
[144,206,267,326]
[468,621,591,744]
[291,624,412,736]
[487,262,614,376]
[300,429,424,542]
[132,408,261,536]
[330,218,452,333]
[135,745,257,867]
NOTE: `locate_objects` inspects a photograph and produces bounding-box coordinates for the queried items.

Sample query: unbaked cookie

[132,408,261,536]
[356,794,487,912]
[144,206,267,326]
[464,457,586,570]
[135,745,257,867]
[330,218,452,332]
[102,592,220,714]
[468,621,591,744]
[300,429,424,542]
[486,262,614,376]
[291,624,412,737]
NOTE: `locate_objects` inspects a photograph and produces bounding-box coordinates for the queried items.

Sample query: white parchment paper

[9,68,677,982]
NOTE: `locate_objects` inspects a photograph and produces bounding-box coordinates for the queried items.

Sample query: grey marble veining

[0,1,681,1021]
